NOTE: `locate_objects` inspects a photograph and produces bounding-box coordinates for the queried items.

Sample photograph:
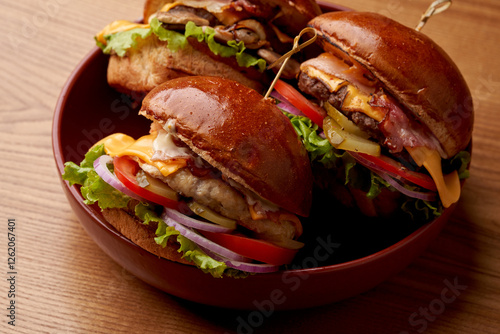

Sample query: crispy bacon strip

[370,94,444,156]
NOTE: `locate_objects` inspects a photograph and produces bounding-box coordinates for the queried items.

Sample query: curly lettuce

[62,146,229,278]
[96,18,265,71]
[283,111,474,222]
[97,28,152,57]
[184,21,266,71]
[137,203,228,278]
[284,113,338,168]
[150,17,188,52]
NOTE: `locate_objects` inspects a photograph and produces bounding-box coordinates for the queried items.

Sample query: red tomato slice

[357,153,437,191]
[113,156,179,209]
[274,79,326,127]
[200,230,298,266]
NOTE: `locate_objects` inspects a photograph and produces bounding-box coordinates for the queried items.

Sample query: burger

[94,0,322,96]
[62,76,313,277]
[270,11,473,220]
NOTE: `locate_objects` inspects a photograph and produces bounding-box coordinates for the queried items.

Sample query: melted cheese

[95,133,187,177]
[153,130,192,159]
[304,66,347,92]
[303,60,459,207]
[343,86,382,120]
[302,67,385,121]
[95,20,150,45]
[160,2,183,12]
[160,0,230,15]
[406,146,461,208]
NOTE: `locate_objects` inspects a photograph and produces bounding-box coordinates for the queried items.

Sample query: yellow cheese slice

[304,64,460,207]
[160,2,182,12]
[302,67,385,121]
[343,85,384,122]
[303,66,347,92]
[95,133,186,177]
[95,20,150,45]
[407,146,461,208]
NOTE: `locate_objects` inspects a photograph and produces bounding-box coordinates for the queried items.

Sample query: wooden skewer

[265,1,451,100]
[416,0,452,31]
[264,27,317,99]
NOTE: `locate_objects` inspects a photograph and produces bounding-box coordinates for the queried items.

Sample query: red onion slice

[270,91,305,116]
[162,208,235,233]
[200,246,280,273]
[93,155,148,202]
[349,152,437,201]
[223,260,280,273]
[376,170,437,201]
[163,216,252,263]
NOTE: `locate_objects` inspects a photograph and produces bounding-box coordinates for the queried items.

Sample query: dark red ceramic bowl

[52,2,456,310]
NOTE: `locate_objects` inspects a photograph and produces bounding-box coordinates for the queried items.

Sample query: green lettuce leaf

[62,144,106,186]
[450,151,471,179]
[366,173,392,199]
[282,110,445,221]
[62,145,248,277]
[81,170,130,209]
[184,21,266,71]
[96,19,266,71]
[227,40,267,71]
[402,199,442,221]
[284,111,390,195]
[177,235,227,278]
[62,144,130,209]
[150,17,187,51]
[285,112,338,168]
[62,161,91,187]
[135,202,164,225]
[135,196,229,278]
[154,222,178,248]
[98,28,152,57]
[342,154,357,186]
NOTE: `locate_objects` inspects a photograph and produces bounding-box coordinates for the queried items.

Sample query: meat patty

[157,5,220,30]
[351,111,384,142]
[141,163,300,241]
[166,168,251,221]
[298,71,330,101]
[298,72,384,140]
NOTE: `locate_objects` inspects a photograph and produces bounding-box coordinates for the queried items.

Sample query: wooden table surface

[1,0,499,333]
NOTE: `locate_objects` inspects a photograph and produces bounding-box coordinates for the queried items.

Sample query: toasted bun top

[139,76,313,216]
[144,0,321,35]
[309,11,473,158]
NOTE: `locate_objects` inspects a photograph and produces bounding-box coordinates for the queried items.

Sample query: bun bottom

[102,207,192,265]
[107,35,264,96]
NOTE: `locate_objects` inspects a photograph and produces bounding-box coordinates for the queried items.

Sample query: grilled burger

[270,11,473,220]
[95,0,322,95]
[62,76,313,277]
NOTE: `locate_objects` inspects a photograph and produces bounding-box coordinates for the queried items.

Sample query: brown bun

[102,205,191,265]
[140,76,313,217]
[107,35,264,95]
[144,0,168,22]
[309,11,473,158]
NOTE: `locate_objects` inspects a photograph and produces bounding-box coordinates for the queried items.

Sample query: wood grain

[1,0,499,333]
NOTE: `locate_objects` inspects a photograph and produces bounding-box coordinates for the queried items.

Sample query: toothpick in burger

[269,11,473,221]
